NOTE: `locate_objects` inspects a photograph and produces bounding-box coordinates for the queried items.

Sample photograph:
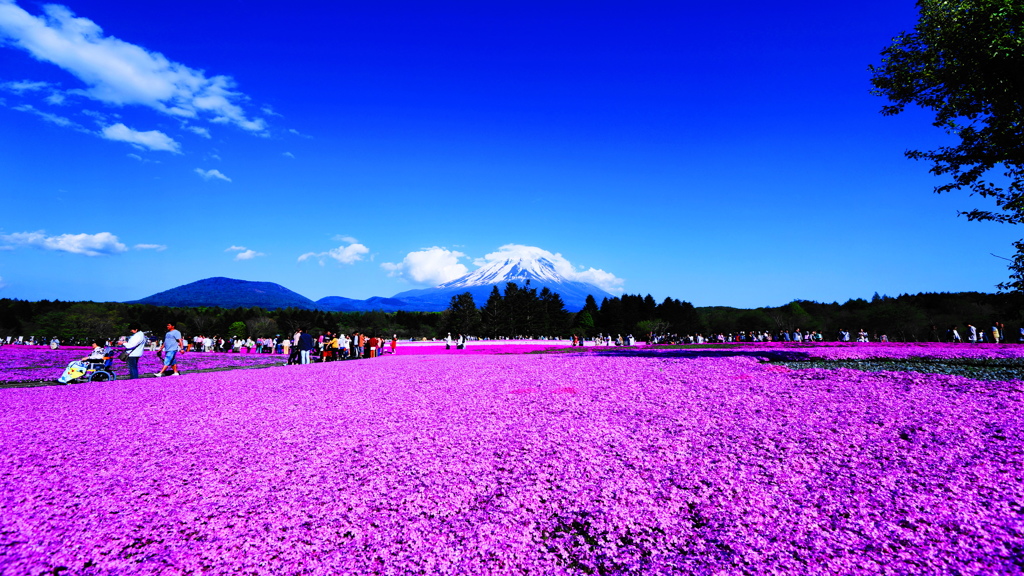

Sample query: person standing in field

[123,325,147,379]
[390,335,397,355]
[156,322,184,377]
[297,328,314,365]
[288,330,301,365]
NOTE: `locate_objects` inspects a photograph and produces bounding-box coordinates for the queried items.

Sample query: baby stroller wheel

[89,371,114,382]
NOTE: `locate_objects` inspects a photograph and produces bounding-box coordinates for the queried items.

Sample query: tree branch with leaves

[870,0,1024,289]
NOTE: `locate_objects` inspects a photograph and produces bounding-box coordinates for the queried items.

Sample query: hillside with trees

[2,284,1019,345]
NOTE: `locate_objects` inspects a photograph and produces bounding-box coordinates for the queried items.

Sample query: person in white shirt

[123,326,147,379]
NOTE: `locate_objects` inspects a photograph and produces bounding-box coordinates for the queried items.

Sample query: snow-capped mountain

[391,253,614,311]
[435,255,565,288]
[129,250,617,312]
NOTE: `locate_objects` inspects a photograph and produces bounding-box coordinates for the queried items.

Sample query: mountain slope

[315,296,419,313]
[128,277,318,310]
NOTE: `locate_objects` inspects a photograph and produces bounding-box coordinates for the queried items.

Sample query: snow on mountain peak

[434,244,598,289]
[438,254,564,288]
[387,244,624,294]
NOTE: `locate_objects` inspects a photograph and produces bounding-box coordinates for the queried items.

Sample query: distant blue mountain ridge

[128,277,318,310]
[127,271,614,312]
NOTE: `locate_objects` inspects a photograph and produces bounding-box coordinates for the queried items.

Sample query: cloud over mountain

[381,247,469,285]
[382,244,624,294]
[298,238,369,266]
[473,244,624,293]
[226,245,263,261]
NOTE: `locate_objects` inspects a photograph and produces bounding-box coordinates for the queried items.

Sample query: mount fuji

[386,253,615,311]
[130,250,617,312]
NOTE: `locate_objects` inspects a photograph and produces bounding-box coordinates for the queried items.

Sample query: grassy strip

[776,357,1024,382]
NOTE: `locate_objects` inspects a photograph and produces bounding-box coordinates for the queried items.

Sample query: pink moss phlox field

[0,342,572,384]
[782,341,1024,361]
[0,346,286,383]
[649,341,1024,362]
[1,353,1021,574]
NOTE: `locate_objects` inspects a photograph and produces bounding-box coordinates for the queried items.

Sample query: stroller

[57,346,121,384]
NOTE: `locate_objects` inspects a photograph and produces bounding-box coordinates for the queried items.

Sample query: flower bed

[616,343,1024,383]
[0,342,577,385]
[0,346,286,384]
[1,352,1020,574]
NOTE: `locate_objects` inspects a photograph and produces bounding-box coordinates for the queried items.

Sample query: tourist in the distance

[297,328,314,364]
[123,326,147,379]
[155,322,184,377]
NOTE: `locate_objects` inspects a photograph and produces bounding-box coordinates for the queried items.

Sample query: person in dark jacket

[297,328,315,364]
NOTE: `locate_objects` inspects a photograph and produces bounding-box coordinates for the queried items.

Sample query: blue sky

[0,0,1018,308]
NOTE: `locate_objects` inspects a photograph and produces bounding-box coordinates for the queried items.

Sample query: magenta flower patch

[0,350,1020,574]
[0,345,288,383]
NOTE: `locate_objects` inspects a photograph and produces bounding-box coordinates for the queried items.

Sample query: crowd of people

[20,317,1024,384]
[644,323,1024,345]
[943,322,1021,344]
[283,329,399,364]
[45,323,405,382]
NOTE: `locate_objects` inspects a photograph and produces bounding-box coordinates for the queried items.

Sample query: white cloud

[0,230,127,256]
[235,249,261,260]
[288,128,311,138]
[102,122,179,152]
[381,247,469,285]
[475,244,625,293]
[0,276,5,289]
[282,151,294,158]
[44,92,64,105]
[298,240,369,266]
[80,109,108,122]
[195,168,231,182]
[574,268,625,293]
[1,79,51,92]
[12,103,82,129]
[226,245,263,261]
[0,2,266,132]
[261,105,282,117]
[187,125,211,138]
[134,243,166,251]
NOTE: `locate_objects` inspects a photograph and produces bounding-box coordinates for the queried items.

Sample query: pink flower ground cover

[763,342,1024,361]
[0,347,287,384]
[643,341,1024,362]
[1,353,1021,574]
